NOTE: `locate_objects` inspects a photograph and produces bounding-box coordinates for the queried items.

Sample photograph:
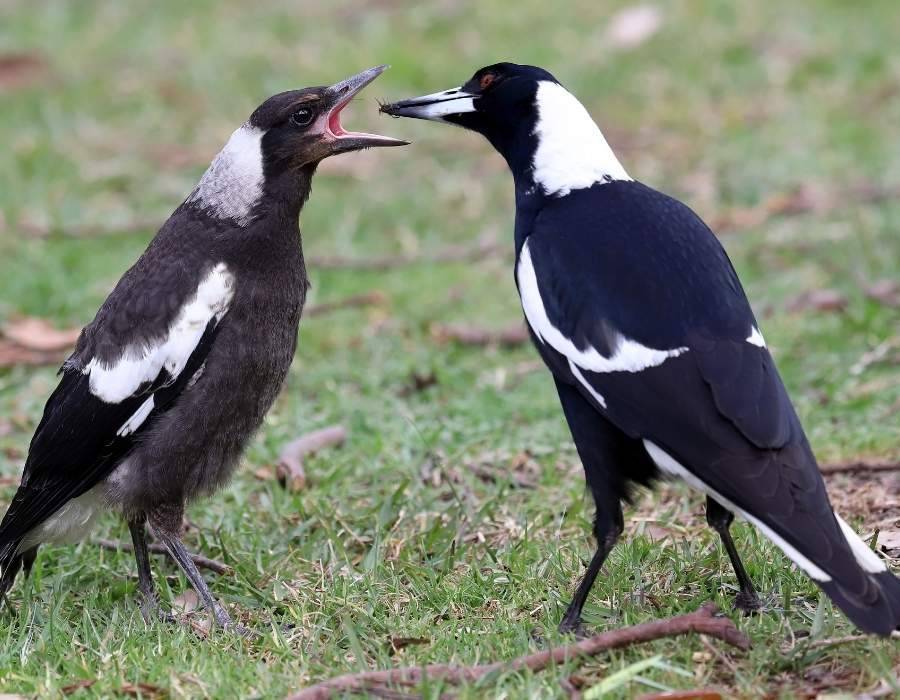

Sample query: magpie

[381,63,900,636]
[0,66,405,630]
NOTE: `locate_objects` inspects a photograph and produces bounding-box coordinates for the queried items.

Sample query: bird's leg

[705,496,762,613]
[128,519,173,623]
[148,509,242,634]
[559,508,623,635]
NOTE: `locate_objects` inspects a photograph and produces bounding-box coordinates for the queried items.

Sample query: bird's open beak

[323,66,408,152]
[379,87,478,123]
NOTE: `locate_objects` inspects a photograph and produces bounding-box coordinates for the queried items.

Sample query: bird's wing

[517,183,876,587]
[0,261,235,544]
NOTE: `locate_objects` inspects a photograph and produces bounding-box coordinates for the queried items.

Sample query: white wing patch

[531,81,631,197]
[569,361,607,408]
[746,326,766,348]
[835,514,887,573]
[642,440,832,582]
[516,241,688,379]
[85,263,235,404]
[116,395,155,436]
[187,124,265,226]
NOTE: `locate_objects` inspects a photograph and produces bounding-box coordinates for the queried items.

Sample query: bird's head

[188,65,406,225]
[380,62,629,197]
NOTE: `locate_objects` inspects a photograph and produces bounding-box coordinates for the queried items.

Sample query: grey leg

[706,496,762,613]
[149,520,239,632]
[128,520,173,623]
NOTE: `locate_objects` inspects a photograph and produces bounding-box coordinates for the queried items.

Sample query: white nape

[835,514,887,573]
[85,263,235,404]
[516,241,687,373]
[18,487,105,552]
[642,440,832,582]
[188,124,265,226]
[409,87,476,120]
[746,326,767,348]
[531,81,631,197]
[117,395,155,437]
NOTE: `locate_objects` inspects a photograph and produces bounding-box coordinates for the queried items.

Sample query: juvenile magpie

[381,63,900,636]
[0,65,405,630]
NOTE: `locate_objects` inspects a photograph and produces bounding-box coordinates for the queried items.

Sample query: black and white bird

[0,66,405,630]
[382,63,900,636]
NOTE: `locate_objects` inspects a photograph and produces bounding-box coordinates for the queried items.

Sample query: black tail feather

[817,569,900,637]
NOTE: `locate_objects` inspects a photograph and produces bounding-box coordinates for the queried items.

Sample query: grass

[1,0,899,697]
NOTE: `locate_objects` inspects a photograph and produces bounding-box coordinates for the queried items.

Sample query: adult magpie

[0,66,405,630]
[381,63,900,636]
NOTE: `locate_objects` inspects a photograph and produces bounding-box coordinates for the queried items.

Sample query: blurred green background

[1,1,898,697]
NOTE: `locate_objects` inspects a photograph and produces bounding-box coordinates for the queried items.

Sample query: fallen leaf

[786,289,848,313]
[0,52,49,91]
[172,589,200,614]
[4,317,81,351]
[865,279,900,308]
[605,5,663,49]
[389,636,430,653]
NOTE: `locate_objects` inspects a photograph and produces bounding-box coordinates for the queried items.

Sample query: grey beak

[380,86,478,122]
[324,66,409,150]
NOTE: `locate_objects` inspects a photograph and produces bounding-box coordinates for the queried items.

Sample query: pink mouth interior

[328,100,350,137]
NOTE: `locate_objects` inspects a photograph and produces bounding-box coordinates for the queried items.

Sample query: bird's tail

[811,514,900,636]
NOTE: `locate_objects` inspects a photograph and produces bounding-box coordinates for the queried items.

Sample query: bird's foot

[210,605,252,638]
[137,593,176,625]
[558,614,591,639]
[733,590,763,615]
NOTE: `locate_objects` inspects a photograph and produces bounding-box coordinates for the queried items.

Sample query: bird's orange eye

[480,73,496,90]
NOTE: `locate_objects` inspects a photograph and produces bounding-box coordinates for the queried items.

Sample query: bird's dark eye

[290,108,314,127]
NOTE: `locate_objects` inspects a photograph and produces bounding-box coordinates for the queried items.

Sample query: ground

[0,1,899,697]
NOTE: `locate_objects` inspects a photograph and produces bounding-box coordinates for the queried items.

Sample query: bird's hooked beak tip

[322,65,408,151]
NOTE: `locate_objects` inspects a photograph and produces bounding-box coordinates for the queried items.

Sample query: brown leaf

[605,5,663,49]
[786,289,848,313]
[172,589,200,614]
[865,279,900,308]
[389,636,430,653]
[4,317,81,351]
[0,52,49,91]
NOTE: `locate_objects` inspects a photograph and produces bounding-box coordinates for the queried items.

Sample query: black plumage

[0,65,405,629]
[382,62,900,636]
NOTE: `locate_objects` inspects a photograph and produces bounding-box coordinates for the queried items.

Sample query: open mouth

[324,66,408,148]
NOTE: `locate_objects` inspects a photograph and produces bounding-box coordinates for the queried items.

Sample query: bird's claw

[733,590,763,616]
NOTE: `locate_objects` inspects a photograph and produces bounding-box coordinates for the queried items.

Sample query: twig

[819,461,900,475]
[285,603,749,700]
[308,235,502,271]
[95,538,231,575]
[431,323,529,347]
[277,424,347,492]
[305,291,387,317]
